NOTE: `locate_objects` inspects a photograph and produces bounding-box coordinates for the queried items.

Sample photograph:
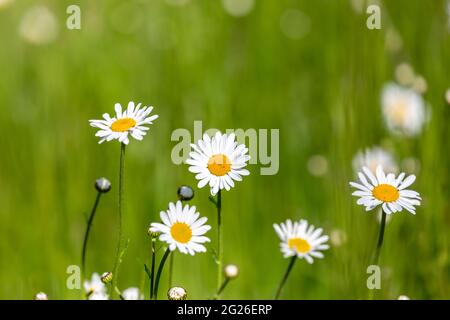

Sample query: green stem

[369,210,387,300]
[373,210,387,266]
[150,240,156,299]
[216,189,222,292]
[168,252,174,288]
[214,277,230,299]
[112,142,126,299]
[153,248,171,300]
[274,256,297,300]
[81,191,102,277]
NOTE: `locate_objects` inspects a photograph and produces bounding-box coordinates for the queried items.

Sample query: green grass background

[0,0,449,299]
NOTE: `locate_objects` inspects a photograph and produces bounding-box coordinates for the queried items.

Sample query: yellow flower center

[170,222,192,244]
[288,238,311,254]
[390,101,407,125]
[207,154,231,176]
[372,184,399,202]
[111,118,136,132]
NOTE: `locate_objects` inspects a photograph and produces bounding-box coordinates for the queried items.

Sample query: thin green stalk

[81,191,102,277]
[112,142,126,299]
[369,210,387,300]
[373,210,387,267]
[274,256,297,300]
[153,248,171,300]
[214,277,230,299]
[150,239,156,299]
[216,189,222,292]
[168,252,174,288]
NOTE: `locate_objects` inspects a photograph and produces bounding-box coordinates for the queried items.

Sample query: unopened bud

[224,264,239,279]
[177,185,194,201]
[101,272,113,284]
[95,177,111,193]
[148,227,161,239]
[168,287,187,300]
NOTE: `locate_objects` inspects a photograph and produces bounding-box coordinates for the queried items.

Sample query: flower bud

[177,185,194,201]
[34,292,48,300]
[101,272,113,284]
[167,287,187,300]
[95,177,111,193]
[224,264,239,279]
[148,227,161,239]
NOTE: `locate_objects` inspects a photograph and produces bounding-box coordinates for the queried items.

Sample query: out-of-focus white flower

[221,0,254,17]
[89,292,109,300]
[381,83,426,136]
[398,295,410,300]
[84,273,107,299]
[279,9,311,40]
[34,292,48,300]
[352,146,398,175]
[307,155,328,177]
[19,5,58,45]
[122,287,144,300]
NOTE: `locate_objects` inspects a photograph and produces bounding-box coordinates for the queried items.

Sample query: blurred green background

[0,0,449,299]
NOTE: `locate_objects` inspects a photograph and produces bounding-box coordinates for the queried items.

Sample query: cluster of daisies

[82,100,334,301]
[79,95,423,300]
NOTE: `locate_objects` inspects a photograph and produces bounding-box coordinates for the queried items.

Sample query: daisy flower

[273,219,329,264]
[350,165,421,214]
[122,287,143,300]
[149,201,211,255]
[84,273,108,300]
[186,132,250,195]
[352,146,398,175]
[89,101,158,145]
[381,83,426,136]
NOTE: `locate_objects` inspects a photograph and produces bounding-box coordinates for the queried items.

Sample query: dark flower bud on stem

[101,272,113,284]
[95,177,111,193]
[177,185,194,201]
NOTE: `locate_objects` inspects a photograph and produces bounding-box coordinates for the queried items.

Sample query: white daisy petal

[398,175,416,190]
